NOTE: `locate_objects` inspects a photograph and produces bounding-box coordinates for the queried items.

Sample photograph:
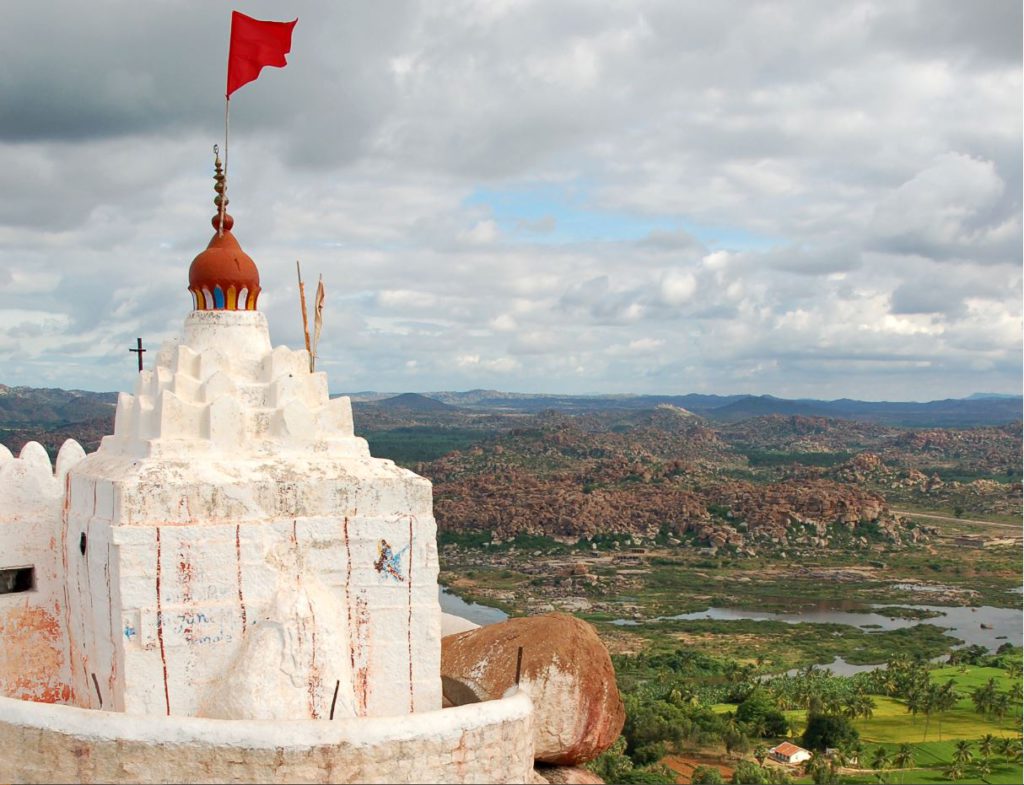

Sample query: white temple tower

[60,155,441,719]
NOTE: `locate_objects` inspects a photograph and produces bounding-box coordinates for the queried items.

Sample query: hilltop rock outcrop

[441,613,624,766]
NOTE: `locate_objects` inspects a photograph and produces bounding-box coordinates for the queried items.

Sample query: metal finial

[212,144,231,234]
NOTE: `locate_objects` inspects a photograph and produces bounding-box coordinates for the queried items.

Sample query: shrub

[737,690,789,737]
[731,760,767,784]
[801,713,859,751]
[692,765,725,784]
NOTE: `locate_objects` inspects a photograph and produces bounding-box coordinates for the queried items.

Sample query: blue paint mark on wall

[374,539,410,582]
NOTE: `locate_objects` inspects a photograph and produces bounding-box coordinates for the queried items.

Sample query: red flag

[226,11,298,98]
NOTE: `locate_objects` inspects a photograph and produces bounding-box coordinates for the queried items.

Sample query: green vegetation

[361,427,486,466]
[602,648,1022,785]
[741,449,854,469]
[419,407,1022,782]
[872,606,943,620]
[692,765,725,783]
[622,618,957,673]
[802,713,860,751]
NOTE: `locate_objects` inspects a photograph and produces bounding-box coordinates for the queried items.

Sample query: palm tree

[992,691,1011,720]
[919,684,939,742]
[804,752,837,785]
[934,680,958,741]
[975,756,992,781]
[972,678,999,717]
[824,695,844,717]
[856,692,876,720]
[754,744,768,768]
[996,736,1015,759]
[945,762,964,782]
[871,745,889,773]
[978,734,996,759]
[995,735,1023,762]
[952,740,973,767]
[892,743,913,785]
[881,670,900,696]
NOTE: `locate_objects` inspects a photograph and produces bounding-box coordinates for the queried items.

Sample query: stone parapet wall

[0,440,85,704]
[0,691,534,784]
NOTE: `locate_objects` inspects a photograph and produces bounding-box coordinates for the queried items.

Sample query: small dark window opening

[0,566,35,595]
[80,532,87,556]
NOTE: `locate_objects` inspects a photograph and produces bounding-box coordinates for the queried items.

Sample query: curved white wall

[0,691,534,784]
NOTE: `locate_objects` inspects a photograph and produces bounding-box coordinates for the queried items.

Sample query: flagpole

[219,97,230,237]
[296,260,312,370]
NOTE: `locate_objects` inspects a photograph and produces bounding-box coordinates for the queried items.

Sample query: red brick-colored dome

[188,215,261,310]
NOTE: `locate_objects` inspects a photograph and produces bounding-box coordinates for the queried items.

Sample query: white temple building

[0,156,535,783]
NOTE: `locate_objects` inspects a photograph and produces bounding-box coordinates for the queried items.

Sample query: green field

[776,693,1020,745]
[712,663,1023,784]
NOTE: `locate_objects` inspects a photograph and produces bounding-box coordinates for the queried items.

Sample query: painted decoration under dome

[188,150,261,311]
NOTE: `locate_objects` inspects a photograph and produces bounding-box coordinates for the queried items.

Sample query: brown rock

[442,613,624,765]
[535,765,606,783]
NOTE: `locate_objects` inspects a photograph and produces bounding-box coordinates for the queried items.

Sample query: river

[610,603,1022,650]
[438,586,509,626]
[439,586,1021,676]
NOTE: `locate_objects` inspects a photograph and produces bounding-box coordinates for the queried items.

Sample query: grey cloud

[0,1,1020,398]
[890,282,966,318]
[636,228,704,253]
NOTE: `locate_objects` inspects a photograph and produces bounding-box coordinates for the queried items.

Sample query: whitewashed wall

[0,440,84,704]
[60,310,441,718]
[0,690,534,784]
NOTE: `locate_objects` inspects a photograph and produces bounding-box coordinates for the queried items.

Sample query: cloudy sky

[1,1,1020,400]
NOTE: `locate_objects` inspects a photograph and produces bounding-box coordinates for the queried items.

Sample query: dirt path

[893,510,1022,529]
[661,754,734,784]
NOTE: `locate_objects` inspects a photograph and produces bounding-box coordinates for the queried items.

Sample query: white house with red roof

[770,741,812,765]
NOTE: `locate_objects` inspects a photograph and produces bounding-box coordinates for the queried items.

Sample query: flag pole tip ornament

[188,146,261,312]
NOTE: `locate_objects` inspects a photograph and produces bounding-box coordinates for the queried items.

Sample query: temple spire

[213,144,233,234]
[187,148,260,311]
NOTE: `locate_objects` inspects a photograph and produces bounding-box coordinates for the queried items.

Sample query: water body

[783,657,883,678]
[611,604,1023,652]
[438,586,509,626]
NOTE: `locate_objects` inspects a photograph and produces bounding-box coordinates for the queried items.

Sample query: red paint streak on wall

[354,596,370,715]
[155,527,170,715]
[305,594,321,719]
[289,519,302,590]
[60,472,77,704]
[343,517,355,676]
[76,482,99,706]
[235,524,247,632]
[407,516,415,714]
[105,546,116,704]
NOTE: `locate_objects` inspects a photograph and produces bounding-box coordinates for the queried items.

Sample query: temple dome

[188,150,261,311]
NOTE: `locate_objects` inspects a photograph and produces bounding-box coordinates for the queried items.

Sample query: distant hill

[398,390,1022,427]
[370,393,454,412]
[966,392,1021,400]
[0,385,116,427]
[707,395,835,421]
[0,384,117,458]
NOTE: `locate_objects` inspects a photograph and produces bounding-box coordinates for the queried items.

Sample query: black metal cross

[129,337,146,373]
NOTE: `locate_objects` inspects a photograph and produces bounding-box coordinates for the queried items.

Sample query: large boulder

[535,766,605,784]
[441,613,624,765]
